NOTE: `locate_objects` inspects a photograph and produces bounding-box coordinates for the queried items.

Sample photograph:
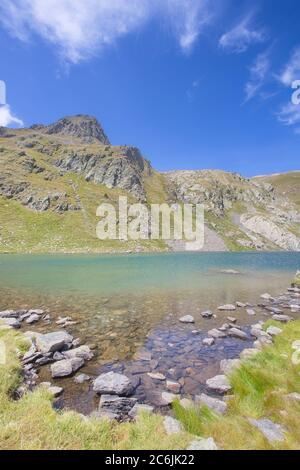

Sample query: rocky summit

[0,115,299,253]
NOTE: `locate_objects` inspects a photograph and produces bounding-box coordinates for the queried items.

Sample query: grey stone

[179,315,195,323]
[201,311,213,318]
[240,348,259,359]
[206,375,232,394]
[1,317,21,328]
[195,393,227,414]
[26,314,40,324]
[128,404,154,418]
[218,304,236,311]
[272,314,292,323]
[161,392,177,405]
[63,345,93,361]
[203,337,215,346]
[74,373,91,384]
[228,328,248,340]
[50,357,84,378]
[249,418,286,443]
[266,326,283,336]
[220,358,241,375]
[187,438,218,450]
[36,331,73,353]
[147,372,166,381]
[93,372,134,396]
[166,380,181,393]
[246,309,256,316]
[163,416,182,435]
[208,329,226,339]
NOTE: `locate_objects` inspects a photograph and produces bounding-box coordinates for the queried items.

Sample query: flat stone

[249,418,286,443]
[28,309,44,315]
[1,317,21,328]
[236,302,247,308]
[93,372,134,396]
[266,326,283,337]
[195,393,227,414]
[208,328,226,339]
[187,438,218,450]
[201,311,213,318]
[179,315,195,323]
[272,314,292,323]
[228,328,248,340]
[220,358,241,375]
[36,331,73,353]
[227,316,237,323]
[206,375,232,394]
[74,373,91,384]
[163,416,182,435]
[51,357,84,378]
[0,310,20,318]
[166,380,181,394]
[63,345,93,361]
[128,404,154,418]
[203,337,215,346]
[25,314,40,324]
[147,372,166,381]
[99,394,137,416]
[246,309,256,316]
[218,304,236,311]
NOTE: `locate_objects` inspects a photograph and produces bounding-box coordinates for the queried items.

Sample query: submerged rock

[218,304,236,311]
[63,345,93,361]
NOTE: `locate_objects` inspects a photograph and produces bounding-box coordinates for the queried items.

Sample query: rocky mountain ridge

[0,115,299,252]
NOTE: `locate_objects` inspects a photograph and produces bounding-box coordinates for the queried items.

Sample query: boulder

[206,375,232,394]
[36,331,73,353]
[63,345,93,361]
[93,372,134,396]
[195,393,227,414]
[26,314,40,324]
[50,357,84,378]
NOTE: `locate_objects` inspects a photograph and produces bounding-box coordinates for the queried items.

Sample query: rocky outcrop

[240,214,300,251]
[45,115,110,144]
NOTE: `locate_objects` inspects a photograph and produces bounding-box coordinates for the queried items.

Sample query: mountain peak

[45,114,110,144]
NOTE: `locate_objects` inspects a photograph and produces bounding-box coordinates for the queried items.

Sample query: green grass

[0,325,191,450]
[174,320,300,450]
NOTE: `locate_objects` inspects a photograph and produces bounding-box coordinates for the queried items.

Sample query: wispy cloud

[277,102,300,135]
[0,0,215,63]
[186,78,200,102]
[219,13,266,54]
[244,50,271,103]
[279,46,300,86]
[0,104,23,127]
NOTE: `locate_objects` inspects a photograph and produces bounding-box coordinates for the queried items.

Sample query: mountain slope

[0,115,299,253]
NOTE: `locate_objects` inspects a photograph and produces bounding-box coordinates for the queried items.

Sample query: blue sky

[0,0,300,176]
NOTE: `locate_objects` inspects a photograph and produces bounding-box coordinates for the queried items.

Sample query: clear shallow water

[0,252,299,413]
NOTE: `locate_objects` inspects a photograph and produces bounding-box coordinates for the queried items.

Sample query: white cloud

[0,104,24,127]
[277,102,300,127]
[0,0,215,63]
[244,51,270,103]
[219,14,266,53]
[279,46,300,86]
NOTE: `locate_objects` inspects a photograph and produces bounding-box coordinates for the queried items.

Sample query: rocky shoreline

[1,279,300,427]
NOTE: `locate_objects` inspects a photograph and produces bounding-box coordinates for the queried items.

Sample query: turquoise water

[0,252,299,363]
[0,252,299,296]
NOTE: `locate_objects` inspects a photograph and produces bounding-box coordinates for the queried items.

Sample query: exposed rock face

[45,115,110,144]
[240,214,300,251]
